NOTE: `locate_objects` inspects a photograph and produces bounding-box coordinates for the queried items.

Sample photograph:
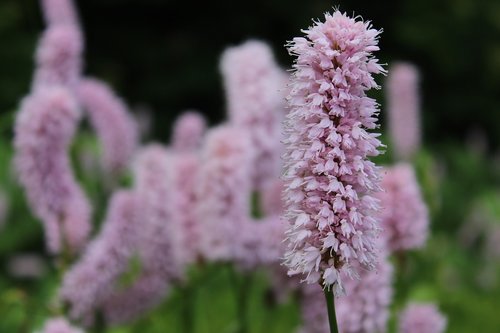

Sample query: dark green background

[1,0,499,148]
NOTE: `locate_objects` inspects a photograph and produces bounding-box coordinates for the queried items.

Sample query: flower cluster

[378,163,429,252]
[221,40,286,189]
[171,111,207,152]
[283,11,385,291]
[398,303,447,333]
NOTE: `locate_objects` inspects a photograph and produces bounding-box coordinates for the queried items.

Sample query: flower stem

[324,288,339,333]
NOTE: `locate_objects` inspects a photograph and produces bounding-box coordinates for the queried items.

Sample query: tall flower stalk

[282,10,386,332]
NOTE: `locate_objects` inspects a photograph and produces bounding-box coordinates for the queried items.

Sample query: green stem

[324,288,339,333]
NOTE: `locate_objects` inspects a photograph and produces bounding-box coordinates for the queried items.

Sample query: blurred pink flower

[171,111,206,152]
[197,125,254,261]
[36,317,84,333]
[378,163,429,252]
[299,254,393,333]
[386,62,421,160]
[78,78,138,175]
[399,303,447,333]
[168,151,203,266]
[59,191,138,323]
[32,25,83,90]
[14,87,91,254]
[40,0,80,27]
[221,40,286,190]
[283,11,385,292]
[261,180,285,216]
[101,145,182,324]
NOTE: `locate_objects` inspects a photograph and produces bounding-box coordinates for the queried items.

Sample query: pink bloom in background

[261,180,285,216]
[40,0,80,27]
[60,191,138,324]
[14,87,91,254]
[102,144,182,324]
[299,255,393,333]
[398,303,447,333]
[78,78,138,175]
[36,317,85,333]
[168,151,203,266]
[386,62,421,160]
[197,125,254,261]
[220,40,286,190]
[283,11,385,291]
[32,25,83,90]
[378,163,429,252]
[235,216,286,271]
[171,111,207,152]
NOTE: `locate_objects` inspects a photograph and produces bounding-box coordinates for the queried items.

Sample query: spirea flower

[32,25,83,90]
[398,303,447,333]
[101,145,182,324]
[197,125,254,261]
[40,0,80,27]
[59,191,138,323]
[283,11,385,291]
[378,163,429,252]
[171,111,206,152]
[299,255,393,333]
[386,62,421,160]
[78,78,138,174]
[221,40,285,189]
[36,317,85,333]
[14,87,91,254]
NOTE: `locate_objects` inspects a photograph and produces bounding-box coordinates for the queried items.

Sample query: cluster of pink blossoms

[378,163,429,252]
[283,11,385,291]
[398,303,447,333]
[221,40,287,189]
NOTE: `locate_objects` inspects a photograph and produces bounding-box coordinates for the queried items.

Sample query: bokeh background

[0,0,499,332]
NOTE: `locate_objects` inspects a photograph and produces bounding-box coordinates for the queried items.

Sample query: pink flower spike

[220,40,286,189]
[283,10,385,292]
[197,125,254,261]
[36,317,85,333]
[386,62,421,160]
[167,151,203,266]
[78,78,138,175]
[32,25,83,90]
[171,111,207,152]
[378,163,429,252]
[101,144,182,324]
[14,87,91,254]
[40,0,80,27]
[399,303,447,333]
[59,190,138,323]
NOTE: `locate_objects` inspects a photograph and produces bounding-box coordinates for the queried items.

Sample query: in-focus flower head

[171,111,207,152]
[398,303,447,333]
[386,62,421,160]
[283,10,385,292]
[378,163,429,252]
